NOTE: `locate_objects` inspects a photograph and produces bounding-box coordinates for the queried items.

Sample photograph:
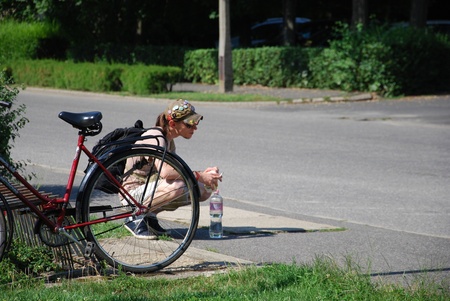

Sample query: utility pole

[352,0,368,27]
[282,0,296,46]
[410,0,429,28]
[218,0,233,93]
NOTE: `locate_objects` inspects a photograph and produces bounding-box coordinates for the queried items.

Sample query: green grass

[142,91,287,102]
[0,258,448,300]
[91,220,130,238]
[89,214,130,238]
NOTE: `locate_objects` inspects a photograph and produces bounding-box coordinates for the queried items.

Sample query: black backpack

[87,120,146,194]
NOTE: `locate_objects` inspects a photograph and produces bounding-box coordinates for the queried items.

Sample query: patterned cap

[165,99,203,125]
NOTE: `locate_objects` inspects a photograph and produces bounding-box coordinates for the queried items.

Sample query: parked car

[295,19,341,46]
[250,17,311,46]
[426,20,450,36]
[250,17,339,47]
[218,17,339,49]
[392,20,450,36]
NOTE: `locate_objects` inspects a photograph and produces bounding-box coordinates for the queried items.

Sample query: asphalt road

[11,88,450,285]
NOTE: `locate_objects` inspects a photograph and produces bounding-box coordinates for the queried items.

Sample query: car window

[251,23,282,41]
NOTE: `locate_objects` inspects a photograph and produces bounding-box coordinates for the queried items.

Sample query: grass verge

[142,91,287,102]
[0,258,448,300]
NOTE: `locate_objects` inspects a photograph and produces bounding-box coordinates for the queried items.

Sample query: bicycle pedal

[84,242,96,258]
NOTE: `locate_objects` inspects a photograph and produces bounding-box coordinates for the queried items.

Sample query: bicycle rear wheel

[78,147,199,273]
[0,212,5,261]
[0,193,10,261]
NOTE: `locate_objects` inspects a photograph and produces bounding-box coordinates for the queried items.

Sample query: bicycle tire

[0,193,12,261]
[78,147,200,273]
[0,215,5,262]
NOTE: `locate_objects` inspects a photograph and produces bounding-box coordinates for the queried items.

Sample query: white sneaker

[145,215,169,236]
[124,217,157,240]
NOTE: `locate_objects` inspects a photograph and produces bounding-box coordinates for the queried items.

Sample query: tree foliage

[0,68,29,167]
[2,0,444,49]
[308,22,450,96]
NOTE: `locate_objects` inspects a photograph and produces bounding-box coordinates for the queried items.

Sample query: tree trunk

[410,0,429,28]
[282,0,296,46]
[218,0,233,93]
[352,0,368,27]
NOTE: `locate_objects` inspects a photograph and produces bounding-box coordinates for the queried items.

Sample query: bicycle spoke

[78,148,199,273]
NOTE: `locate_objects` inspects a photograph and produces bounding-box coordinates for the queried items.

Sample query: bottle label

[210,202,223,211]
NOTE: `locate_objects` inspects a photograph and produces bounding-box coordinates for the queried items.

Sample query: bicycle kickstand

[58,228,97,263]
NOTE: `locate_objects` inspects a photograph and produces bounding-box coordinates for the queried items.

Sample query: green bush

[309,23,450,96]
[0,20,64,62]
[0,67,28,168]
[233,47,318,87]
[9,60,122,92]
[184,47,319,87]
[183,49,218,84]
[51,62,122,92]
[8,60,181,94]
[0,240,59,286]
[309,23,399,96]
[121,64,182,94]
[383,26,450,95]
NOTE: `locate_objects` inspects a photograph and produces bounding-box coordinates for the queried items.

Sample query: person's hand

[201,167,222,188]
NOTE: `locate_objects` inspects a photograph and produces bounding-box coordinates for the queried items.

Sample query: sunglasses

[183,122,196,129]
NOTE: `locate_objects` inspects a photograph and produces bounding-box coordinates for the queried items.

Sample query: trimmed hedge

[184,47,320,87]
[183,49,218,84]
[232,47,320,87]
[120,64,182,94]
[9,60,182,94]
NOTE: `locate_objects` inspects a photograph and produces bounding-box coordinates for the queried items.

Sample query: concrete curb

[292,93,374,104]
[25,86,375,106]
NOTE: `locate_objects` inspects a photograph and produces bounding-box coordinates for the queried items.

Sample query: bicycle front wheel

[78,147,200,273]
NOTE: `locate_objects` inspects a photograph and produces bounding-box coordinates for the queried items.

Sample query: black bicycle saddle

[58,111,103,129]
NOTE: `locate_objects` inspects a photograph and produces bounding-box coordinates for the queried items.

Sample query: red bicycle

[0,100,200,273]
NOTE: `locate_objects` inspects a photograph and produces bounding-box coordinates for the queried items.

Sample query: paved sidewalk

[155,203,340,278]
[197,203,338,235]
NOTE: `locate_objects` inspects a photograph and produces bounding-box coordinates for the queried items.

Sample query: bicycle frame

[0,131,168,243]
[2,104,201,272]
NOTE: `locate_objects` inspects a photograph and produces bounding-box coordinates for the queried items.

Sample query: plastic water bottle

[209,190,223,238]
